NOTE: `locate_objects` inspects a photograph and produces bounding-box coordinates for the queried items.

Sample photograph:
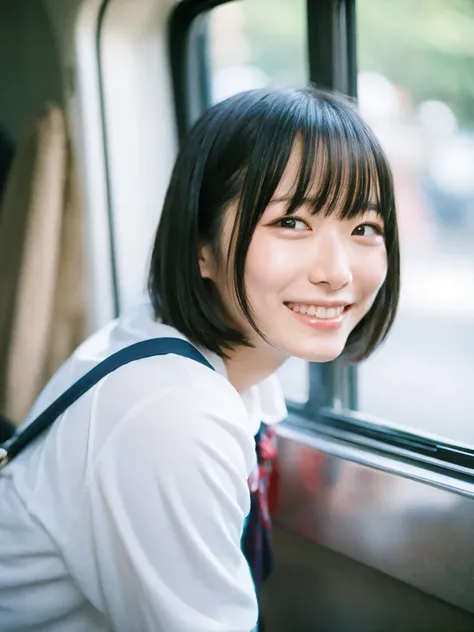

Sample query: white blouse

[0,302,287,632]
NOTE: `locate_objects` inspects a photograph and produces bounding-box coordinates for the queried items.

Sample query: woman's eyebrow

[367,202,381,210]
[270,197,382,211]
[269,195,293,204]
[269,194,314,205]
[365,202,383,215]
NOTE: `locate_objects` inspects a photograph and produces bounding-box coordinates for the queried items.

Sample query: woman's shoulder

[9,310,255,536]
[69,310,247,441]
[41,302,232,405]
[88,343,244,435]
[91,374,256,480]
[20,302,249,463]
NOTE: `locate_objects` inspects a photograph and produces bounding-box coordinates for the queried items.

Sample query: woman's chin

[285,340,346,364]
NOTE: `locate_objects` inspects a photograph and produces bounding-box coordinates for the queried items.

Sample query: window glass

[206,0,309,403]
[207,0,307,104]
[356,0,474,444]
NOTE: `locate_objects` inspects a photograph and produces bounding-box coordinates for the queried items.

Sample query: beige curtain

[0,104,86,424]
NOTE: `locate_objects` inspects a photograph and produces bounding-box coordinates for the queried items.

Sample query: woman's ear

[198,243,216,281]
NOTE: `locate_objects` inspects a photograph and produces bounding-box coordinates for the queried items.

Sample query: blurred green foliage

[357,0,474,126]
[242,0,307,86]
[238,0,474,127]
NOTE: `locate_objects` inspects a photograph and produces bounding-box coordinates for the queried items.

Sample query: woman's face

[201,149,388,363]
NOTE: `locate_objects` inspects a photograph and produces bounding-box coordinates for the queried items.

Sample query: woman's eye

[276,217,308,231]
[352,223,383,237]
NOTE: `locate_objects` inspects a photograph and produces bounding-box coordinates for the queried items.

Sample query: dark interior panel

[0,0,63,143]
[262,528,474,632]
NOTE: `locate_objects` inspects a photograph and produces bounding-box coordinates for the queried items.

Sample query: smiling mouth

[285,302,351,320]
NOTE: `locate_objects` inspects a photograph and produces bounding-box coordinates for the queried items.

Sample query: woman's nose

[307,232,353,290]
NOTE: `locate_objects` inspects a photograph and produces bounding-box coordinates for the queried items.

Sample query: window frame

[168,0,474,479]
[169,0,234,141]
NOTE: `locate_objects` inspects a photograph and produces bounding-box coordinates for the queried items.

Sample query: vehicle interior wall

[262,528,474,632]
[99,0,178,313]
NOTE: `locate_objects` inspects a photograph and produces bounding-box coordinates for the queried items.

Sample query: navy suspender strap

[0,338,214,469]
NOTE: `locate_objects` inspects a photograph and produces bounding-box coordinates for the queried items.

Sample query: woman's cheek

[246,235,300,292]
[354,249,388,299]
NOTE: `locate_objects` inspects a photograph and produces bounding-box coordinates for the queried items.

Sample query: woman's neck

[223,342,286,393]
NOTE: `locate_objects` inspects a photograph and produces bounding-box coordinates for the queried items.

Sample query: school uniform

[0,302,286,632]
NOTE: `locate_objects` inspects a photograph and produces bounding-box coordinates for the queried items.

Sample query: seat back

[0,105,85,424]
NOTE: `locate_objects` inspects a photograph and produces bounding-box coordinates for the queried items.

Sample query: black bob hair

[148,86,400,362]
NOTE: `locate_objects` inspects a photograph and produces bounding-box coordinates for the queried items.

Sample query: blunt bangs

[149,86,400,360]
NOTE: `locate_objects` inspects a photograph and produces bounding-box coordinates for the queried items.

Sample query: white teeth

[288,303,345,319]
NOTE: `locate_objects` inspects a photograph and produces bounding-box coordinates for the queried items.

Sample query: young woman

[0,87,399,632]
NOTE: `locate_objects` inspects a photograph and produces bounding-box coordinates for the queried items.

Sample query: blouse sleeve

[63,383,258,632]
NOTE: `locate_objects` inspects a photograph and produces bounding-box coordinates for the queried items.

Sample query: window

[356,0,474,445]
[206,0,307,105]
